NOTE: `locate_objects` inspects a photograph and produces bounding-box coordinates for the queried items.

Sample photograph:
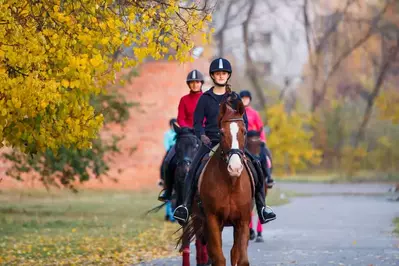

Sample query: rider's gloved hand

[200,135,211,146]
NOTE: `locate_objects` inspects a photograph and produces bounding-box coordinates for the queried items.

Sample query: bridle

[175,134,200,166]
[218,117,246,164]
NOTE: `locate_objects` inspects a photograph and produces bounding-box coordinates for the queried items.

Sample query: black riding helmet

[186,69,204,84]
[209,57,232,86]
[239,90,252,101]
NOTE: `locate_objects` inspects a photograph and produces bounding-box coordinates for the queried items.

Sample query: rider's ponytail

[225,83,232,93]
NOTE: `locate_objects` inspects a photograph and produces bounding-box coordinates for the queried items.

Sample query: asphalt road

[138,183,399,266]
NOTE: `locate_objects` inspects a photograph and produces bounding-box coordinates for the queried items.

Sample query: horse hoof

[249,229,256,240]
[255,235,264,242]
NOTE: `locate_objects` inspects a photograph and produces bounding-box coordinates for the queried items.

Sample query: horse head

[246,129,262,156]
[218,94,247,177]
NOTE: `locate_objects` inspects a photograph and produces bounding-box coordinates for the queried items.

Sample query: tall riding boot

[245,149,276,224]
[158,146,176,202]
[260,143,275,186]
[173,144,209,224]
[254,176,276,224]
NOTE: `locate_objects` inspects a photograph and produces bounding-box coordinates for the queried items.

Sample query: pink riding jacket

[245,105,271,168]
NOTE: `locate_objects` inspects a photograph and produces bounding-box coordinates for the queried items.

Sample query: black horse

[169,124,201,208]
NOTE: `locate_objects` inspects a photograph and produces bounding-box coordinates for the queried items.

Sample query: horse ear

[225,103,237,117]
[173,122,181,134]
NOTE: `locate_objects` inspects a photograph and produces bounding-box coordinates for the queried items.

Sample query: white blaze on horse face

[228,122,243,177]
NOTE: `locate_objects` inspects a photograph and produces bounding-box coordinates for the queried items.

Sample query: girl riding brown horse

[174,57,276,265]
[173,57,276,226]
[181,96,262,265]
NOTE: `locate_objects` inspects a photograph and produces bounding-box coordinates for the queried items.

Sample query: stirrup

[265,205,274,212]
[173,206,189,223]
[260,206,276,223]
[157,189,169,202]
[267,180,275,188]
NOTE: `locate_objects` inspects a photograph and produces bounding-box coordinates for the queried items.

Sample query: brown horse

[182,96,254,266]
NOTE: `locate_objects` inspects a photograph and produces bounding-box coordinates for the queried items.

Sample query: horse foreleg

[236,222,250,266]
[182,226,190,266]
[230,225,240,266]
[195,239,209,265]
[206,214,225,266]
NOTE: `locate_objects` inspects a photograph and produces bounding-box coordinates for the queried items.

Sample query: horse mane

[224,93,242,111]
[218,93,245,127]
[175,127,196,141]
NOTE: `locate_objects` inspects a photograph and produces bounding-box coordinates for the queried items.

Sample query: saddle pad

[197,153,215,195]
[196,143,219,193]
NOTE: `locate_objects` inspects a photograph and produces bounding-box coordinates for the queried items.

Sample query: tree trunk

[354,38,399,147]
[242,0,267,108]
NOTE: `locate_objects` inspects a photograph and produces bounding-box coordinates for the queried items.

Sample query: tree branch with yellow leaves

[0,0,212,153]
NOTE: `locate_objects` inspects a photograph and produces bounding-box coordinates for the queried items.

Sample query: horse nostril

[228,164,235,172]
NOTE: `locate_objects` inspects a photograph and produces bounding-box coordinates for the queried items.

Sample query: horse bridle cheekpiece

[219,117,246,164]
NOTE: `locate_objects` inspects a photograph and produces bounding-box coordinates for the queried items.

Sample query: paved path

[277,182,393,195]
[138,183,399,266]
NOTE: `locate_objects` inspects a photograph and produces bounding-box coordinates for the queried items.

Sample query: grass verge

[0,187,288,265]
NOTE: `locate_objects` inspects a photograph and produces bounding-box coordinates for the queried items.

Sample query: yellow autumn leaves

[376,90,399,124]
[0,0,212,153]
[0,226,179,266]
[266,104,322,174]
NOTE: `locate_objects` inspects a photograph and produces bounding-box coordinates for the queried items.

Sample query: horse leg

[230,225,240,266]
[236,222,250,266]
[201,219,211,265]
[182,226,190,266]
[257,217,262,234]
[248,212,255,241]
[205,214,225,266]
[195,239,210,266]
